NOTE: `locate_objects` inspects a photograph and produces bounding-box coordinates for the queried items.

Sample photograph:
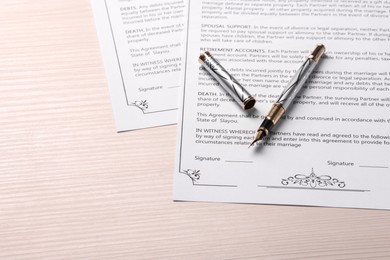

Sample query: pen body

[258,58,319,136]
[276,58,318,110]
[251,44,326,145]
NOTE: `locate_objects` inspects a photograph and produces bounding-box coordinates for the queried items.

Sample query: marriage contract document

[92,0,186,131]
[174,0,390,209]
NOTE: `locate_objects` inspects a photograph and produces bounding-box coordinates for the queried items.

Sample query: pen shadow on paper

[250,67,329,154]
[251,95,306,154]
[249,56,329,154]
[246,106,267,154]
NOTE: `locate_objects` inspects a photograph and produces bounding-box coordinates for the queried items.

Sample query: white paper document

[91,0,186,131]
[174,0,390,209]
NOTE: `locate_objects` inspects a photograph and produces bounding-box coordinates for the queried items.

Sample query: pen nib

[249,140,257,148]
[249,129,266,148]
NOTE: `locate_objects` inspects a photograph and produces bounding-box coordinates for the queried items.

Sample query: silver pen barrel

[277,44,326,110]
[250,44,326,146]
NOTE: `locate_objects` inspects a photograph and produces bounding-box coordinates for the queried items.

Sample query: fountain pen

[250,44,326,147]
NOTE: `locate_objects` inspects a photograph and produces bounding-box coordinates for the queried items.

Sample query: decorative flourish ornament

[282,169,345,189]
[181,169,201,183]
[130,100,149,112]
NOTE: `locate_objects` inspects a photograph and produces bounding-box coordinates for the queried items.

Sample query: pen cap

[199,51,256,110]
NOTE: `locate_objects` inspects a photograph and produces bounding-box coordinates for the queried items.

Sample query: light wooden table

[1,1,390,259]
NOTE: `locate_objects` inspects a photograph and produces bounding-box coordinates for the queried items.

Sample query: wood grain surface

[1,1,390,259]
